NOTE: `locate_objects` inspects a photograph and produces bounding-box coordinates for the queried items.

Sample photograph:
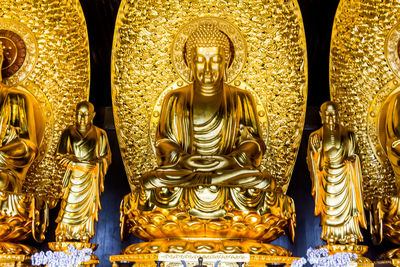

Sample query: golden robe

[307,126,366,244]
[142,83,274,190]
[0,86,41,193]
[55,125,111,241]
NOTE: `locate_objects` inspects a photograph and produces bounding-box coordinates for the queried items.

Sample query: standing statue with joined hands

[55,101,111,242]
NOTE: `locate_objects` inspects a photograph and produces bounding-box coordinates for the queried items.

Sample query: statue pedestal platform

[320,244,372,265]
[0,242,36,266]
[109,253,298,267]
[0,255,31,266]
[48,242,99,267]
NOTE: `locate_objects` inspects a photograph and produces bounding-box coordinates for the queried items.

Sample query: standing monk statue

[55,101,111,242]
[307,101,366,245]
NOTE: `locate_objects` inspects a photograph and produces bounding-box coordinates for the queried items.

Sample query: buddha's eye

[195,56,204,63]
[212,55,222,63]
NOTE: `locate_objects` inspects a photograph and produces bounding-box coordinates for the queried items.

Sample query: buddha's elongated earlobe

[189,68,194,82]
[223,64,228,82]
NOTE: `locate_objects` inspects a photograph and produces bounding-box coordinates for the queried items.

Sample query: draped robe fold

[55,125,111,241]
[0,86,40,193]
[141,83,274,190]
[307,127,366,244]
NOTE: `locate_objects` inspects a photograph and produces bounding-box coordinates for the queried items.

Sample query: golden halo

[0,18,37,86]
[385,22,400,80]
[171,17,247,84]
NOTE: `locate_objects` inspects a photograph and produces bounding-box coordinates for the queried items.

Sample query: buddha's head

[186,24,231,88]
[75,101,95,131]
[320,101,338,130]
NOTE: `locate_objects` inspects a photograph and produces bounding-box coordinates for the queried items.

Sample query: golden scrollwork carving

[122,239,291,256]
[0,18,37,87]
[120,188,295,243]
[330,0,400,258]
[112,0,307,192]
[0,1,90,199]
[330,0,400,204]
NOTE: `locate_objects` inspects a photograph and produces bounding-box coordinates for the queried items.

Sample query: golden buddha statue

[142,24,274,192]
[54,101,111,242]
[307,101,367,245]
[0,43,42,193]
[120,23,295,256]
[369,92,400,258]
[0,40,48,256]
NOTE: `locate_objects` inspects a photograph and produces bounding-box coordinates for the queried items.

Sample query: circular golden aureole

[0,19,37,86]
[330,0,400,201]
[0,30,25,78]
[112,0,308,192]
[171,17,247,84]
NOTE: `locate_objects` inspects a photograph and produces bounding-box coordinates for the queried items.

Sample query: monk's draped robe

[55,125,111,240]
[124,84,294,236]
[0,86,41,193]
[307,127,366,244]
[141,84,274,191]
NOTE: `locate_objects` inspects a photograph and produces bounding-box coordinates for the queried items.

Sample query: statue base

[0,254,32,266]
[393,259,400,267]
[321,244,372,264]
[121,239,291,255]
[48,242,99,267]
[109,253,298,267]
[0,242,36,255]
[121,187,295,242]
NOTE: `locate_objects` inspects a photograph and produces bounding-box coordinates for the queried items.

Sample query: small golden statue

[120,22,295,257]
[307,101,367,251]
[54,101,111,242]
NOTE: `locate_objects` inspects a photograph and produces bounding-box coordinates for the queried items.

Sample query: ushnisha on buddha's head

[185,24,232,88]
[75,101,95,132]
[320,101,338,130]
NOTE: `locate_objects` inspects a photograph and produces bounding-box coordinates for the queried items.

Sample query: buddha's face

[321,104,338,129]
[191,46,226,88]
[76,104,93,129]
